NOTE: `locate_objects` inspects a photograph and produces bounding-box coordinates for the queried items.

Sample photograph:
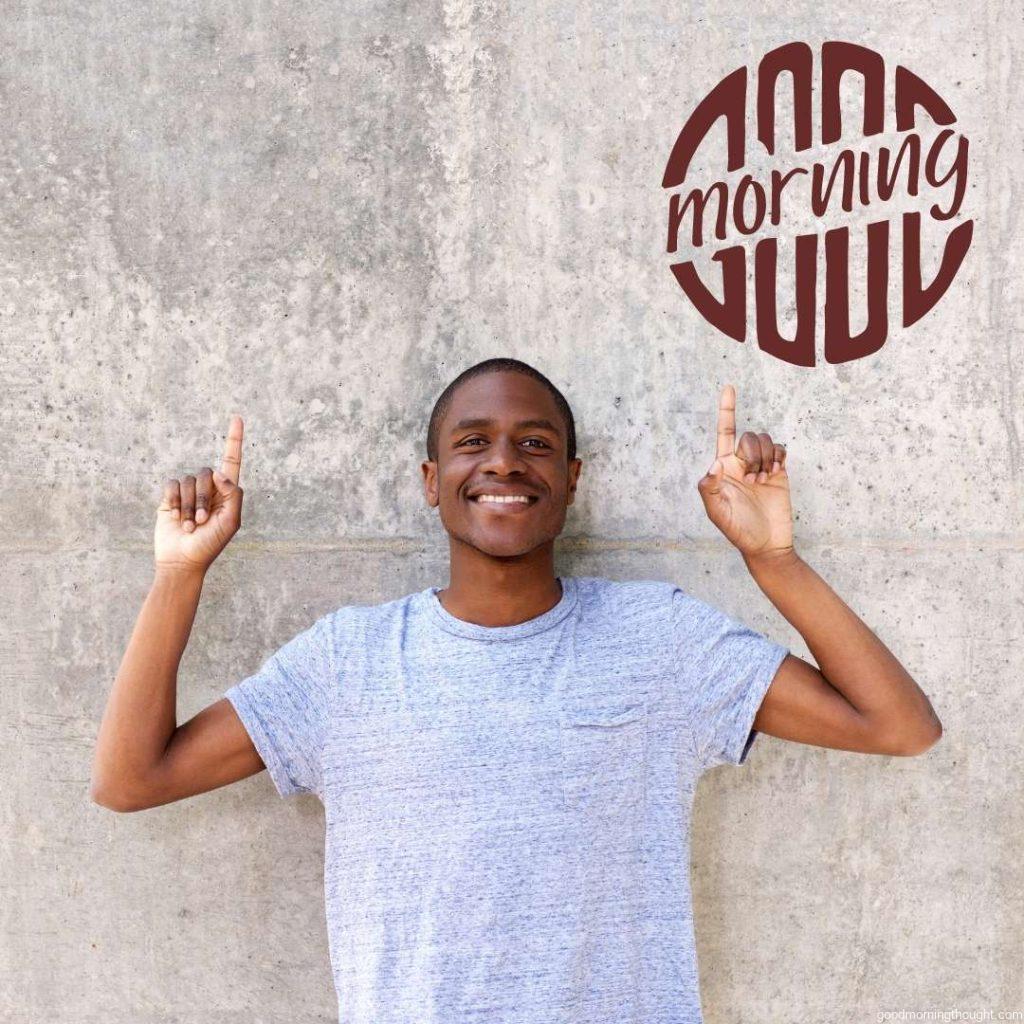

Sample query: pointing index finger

[220,414,244,484]
[716,384,737,459]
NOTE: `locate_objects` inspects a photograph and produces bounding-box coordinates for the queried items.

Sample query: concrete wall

[3,0,1020,1021]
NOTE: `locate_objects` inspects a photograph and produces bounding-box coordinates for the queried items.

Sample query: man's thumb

[700,458,724,494]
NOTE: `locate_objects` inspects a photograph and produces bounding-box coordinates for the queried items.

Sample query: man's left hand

[696,384,795,561]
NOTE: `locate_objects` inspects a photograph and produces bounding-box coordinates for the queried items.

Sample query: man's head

[421,358,583,559]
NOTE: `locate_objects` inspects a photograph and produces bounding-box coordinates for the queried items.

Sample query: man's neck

[438,541,564,628]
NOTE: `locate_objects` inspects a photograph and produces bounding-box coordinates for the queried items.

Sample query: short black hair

[426,357,577,463]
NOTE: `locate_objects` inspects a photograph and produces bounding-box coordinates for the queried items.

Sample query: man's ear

[421,460,439,507]
[566,457,582,506]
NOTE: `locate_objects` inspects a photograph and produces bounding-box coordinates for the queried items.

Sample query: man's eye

[455,436,549,449]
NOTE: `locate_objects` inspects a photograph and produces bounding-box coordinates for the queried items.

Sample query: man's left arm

[743,548,942,757]
[696,383,943,759]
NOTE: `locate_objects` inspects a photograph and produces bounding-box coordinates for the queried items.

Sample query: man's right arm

[90,414,262,812]
[90,567,265,812]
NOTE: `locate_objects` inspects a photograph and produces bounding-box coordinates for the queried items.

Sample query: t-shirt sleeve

[670,586,789,771]
[224,614,334,799]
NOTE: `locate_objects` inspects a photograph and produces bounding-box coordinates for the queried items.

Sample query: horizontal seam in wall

[1,537,1023,554]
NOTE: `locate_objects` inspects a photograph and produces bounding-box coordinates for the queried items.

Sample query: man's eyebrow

[450,417,562,433]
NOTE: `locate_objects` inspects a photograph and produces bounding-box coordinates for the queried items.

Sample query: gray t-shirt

[225,575,789,1024]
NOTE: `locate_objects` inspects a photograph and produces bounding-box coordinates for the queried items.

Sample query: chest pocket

[558,701,647,818]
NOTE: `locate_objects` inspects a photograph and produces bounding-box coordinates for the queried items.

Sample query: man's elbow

[89,777,151,813]
[888,719,943,757]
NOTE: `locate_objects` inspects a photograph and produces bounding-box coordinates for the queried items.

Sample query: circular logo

[662,41,973,366]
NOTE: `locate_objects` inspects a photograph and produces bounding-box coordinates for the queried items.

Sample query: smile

[469,494,538,504]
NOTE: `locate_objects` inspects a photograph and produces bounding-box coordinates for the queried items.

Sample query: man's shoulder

[573,575,680,622]
[574,575,678,599]
[328,589,423,617]
[311,589,426,644]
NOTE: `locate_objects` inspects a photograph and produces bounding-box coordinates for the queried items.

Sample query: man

[91,357,942,1024]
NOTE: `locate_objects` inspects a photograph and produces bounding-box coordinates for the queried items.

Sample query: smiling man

[91,357,942,1024]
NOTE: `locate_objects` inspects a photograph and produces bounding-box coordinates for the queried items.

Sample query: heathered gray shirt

[225,575,789,1024]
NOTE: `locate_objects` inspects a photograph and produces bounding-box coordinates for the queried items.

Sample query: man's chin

[474,537,540,559]
[449,528,552,561]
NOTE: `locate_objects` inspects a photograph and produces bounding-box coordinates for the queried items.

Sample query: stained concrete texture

[1,0,1020,1020]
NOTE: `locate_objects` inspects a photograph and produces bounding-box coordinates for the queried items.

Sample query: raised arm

[90,416,265,812]
[695,385,943,758]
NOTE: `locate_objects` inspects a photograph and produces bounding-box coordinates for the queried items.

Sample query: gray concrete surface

[1,0,1020,1021]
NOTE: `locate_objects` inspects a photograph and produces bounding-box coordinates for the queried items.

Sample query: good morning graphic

[663,40,973,366]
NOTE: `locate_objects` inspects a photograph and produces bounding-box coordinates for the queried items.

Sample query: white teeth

[475,494,532,503]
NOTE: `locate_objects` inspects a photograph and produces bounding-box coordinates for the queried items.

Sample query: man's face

[421,371,583,559]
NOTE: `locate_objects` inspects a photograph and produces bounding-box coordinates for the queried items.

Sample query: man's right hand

[155,415,245,576]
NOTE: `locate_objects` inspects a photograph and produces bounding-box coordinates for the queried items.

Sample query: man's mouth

[468,493,538,505]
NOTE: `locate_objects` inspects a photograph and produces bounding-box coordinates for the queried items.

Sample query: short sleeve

[671,587,789,772]
[224,614,334,799]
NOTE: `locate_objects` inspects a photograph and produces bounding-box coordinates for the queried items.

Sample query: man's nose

[480,436,525,474]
